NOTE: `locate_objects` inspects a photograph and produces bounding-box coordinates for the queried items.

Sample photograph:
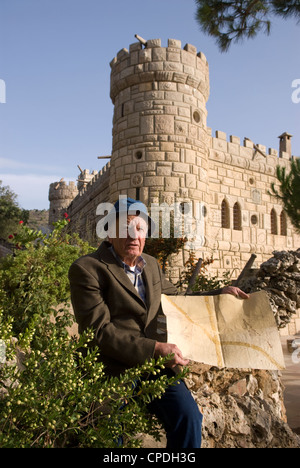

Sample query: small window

[233,202,242,231]
[251,214,258,225]
[135,151,143,160]
[221,199,230,229]
[280,211,287,236]
[271,209,278,235]
[193,110,201,123]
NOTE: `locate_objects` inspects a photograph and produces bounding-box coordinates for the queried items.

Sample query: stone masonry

[49,37,300,325]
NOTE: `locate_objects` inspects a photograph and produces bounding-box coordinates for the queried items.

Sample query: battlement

[48,180,78,201]
[110,38,209,103]
[208,128,292,175]
[76,162,111,196]
[66,161,111,219]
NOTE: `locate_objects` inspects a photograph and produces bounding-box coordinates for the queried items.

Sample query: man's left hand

[221,286,249,299]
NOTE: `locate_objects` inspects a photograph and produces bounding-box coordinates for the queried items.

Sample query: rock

[228,378,247,396]
[239,249,300,329]
[183,363,300,448]
[140,363,300,448]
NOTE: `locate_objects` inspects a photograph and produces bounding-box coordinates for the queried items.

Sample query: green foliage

[0,180,29,240]
[0,218,95,338]
[144,236,187,274]
[271,159,300,234]
[0,220,186,447]
[194,0,300,52]
[177,251,232,292]
[0,312,182,448]
[144,209,188,273]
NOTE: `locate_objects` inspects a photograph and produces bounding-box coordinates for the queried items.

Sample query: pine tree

[195,0,300,51]
[271,158,300,234]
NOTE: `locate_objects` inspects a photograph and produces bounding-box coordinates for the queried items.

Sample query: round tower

[109,38,210,218]
[48,180,78,226]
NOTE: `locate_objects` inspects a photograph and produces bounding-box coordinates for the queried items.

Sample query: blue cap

[107,196,155,236]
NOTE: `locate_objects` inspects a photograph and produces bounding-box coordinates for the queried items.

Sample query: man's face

[108,215,148,266]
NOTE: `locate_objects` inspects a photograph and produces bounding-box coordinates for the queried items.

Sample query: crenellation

[183,43,197,54]
[269,148,278,156]
[129,42,142,53]
[116,48,129,61]
[230,135,240,145]
[146,38,161,48]
[167,38,181,49]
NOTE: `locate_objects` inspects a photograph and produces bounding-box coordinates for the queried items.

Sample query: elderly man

[68,197,248,449]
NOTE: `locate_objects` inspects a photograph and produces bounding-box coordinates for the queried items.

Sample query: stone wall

[49,37,300,275]
[108,38,210,220]
[48,180,78,226]
[187,363,300,448]
[204,130,299,279]
[49,163,111,244]
[140,363,300,449]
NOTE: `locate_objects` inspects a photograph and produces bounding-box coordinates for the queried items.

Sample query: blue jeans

[147,369,203,449]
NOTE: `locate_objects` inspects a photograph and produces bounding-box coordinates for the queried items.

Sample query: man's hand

[221,286,249,299]
[154,342,189,368]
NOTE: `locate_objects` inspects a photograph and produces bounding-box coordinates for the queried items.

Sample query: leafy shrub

[1,218,95,338]
[0,219,185,447]
[177,251,232,292]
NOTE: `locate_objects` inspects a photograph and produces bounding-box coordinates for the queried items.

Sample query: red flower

[8,234,13,239]
[63,213,69,218]
[19,220,23,224]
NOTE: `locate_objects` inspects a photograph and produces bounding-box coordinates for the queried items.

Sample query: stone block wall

[48,181,78,226]
[48,37,300,320]
[109,38,210,209]
[199,129,300,279]
[67,163,111,244]
[49,163,111,244]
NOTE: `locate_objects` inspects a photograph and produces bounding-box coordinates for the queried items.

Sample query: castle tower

[109,38,210,227]
[48,180,78,226]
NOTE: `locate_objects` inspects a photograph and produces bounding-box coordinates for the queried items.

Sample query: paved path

[281,335,300,434]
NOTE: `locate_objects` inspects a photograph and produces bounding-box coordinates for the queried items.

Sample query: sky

[0,0,299,210]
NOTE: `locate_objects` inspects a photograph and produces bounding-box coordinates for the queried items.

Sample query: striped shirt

[109,246,147,303]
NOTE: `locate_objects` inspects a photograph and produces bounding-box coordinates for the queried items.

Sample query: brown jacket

[68,241,177,376]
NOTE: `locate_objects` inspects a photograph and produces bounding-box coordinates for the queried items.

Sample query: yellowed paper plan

[161,291,285,370]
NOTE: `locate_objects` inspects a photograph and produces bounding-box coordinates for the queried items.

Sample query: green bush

[177,251,232,292]
[1,218,95,339]
[0,219,185,448]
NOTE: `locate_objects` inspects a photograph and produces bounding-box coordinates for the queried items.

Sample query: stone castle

[49,37,300,281]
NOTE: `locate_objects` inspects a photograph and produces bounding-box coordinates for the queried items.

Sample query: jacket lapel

[96,242,147,308]
[142,265,153,312]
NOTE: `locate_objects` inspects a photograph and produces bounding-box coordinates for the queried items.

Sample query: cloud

[0,157,65,174]
[0,173,74,210]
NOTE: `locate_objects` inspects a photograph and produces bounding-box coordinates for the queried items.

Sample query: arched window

[221,199,230,229]
[280,211,287,236]
[233,202,242,231]
[271,209,278,235]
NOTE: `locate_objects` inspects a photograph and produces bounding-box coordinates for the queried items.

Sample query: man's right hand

[154,342,189,368]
